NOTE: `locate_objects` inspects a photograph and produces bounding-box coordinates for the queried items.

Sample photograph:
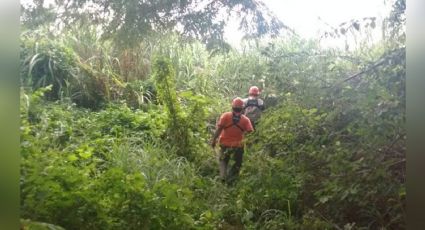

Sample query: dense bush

[20,2,405,227]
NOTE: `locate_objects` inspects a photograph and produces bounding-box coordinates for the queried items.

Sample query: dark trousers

[218,145,244,182]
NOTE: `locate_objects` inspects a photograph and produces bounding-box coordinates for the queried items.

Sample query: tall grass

[20,13,405,228]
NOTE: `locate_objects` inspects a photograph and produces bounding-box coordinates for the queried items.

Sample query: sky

[23,0,394,48]
[224,0,393,48]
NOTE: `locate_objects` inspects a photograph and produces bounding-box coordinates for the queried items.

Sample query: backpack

[243,99,263,122]
[244,99,260,109]
[223,113,244,132]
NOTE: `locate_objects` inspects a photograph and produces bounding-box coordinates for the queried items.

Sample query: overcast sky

[23,0,394,48]
[225,0,393,48]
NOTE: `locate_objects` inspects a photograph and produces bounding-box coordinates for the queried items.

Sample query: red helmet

[232,97,244,108]
[249,86,260,96]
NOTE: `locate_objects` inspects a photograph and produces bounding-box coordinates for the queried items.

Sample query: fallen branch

[340,58,386,83]
[330,47,405,89]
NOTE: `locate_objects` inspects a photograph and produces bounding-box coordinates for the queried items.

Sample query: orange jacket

[217,112,253,147]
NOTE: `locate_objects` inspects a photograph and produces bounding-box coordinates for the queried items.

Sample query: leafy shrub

[247,89,405,228]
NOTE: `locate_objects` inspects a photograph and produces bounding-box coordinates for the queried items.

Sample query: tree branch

[331,47,405,88]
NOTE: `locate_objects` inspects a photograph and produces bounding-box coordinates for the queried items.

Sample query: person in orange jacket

[211,97,254,183]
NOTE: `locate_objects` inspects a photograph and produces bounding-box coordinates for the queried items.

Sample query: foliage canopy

[21,0,287,48]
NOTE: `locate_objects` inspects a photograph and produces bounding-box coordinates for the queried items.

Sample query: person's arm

[259,99,265,111]
[211,126,223,148]
[244,117,254,133]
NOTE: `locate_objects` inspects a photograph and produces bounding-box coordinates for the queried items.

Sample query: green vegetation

[20,0,405,229]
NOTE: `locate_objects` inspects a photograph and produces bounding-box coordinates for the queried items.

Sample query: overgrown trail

[20,0,405,228]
